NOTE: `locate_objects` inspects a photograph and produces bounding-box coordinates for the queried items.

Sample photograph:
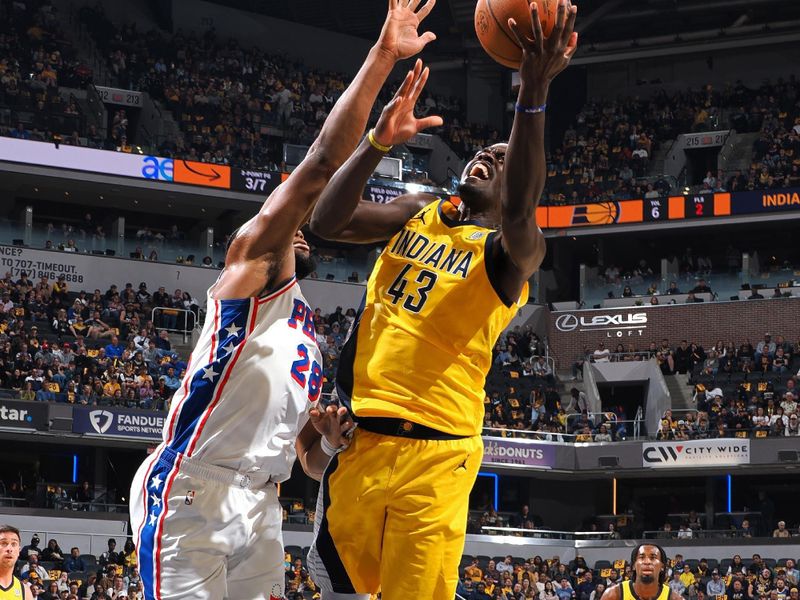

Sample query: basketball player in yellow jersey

[303,2,578,599]
[600,544,681,600]
[0,525,32,600]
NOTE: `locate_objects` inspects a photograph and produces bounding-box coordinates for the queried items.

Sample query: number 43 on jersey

[386,264,438,313]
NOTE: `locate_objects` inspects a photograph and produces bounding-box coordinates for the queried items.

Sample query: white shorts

[130,446,285,600]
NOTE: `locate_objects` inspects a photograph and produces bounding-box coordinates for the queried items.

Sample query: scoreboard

[533,188,800,230]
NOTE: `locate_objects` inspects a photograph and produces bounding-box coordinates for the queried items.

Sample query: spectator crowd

[0,269,195,410]
[2,1,798,209]
[455,551,800,600]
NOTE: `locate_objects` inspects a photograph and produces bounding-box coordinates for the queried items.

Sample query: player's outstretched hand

[373,59,444,148]
[309,404,354,450]
[377,0,437,61]
[508,0,578,86]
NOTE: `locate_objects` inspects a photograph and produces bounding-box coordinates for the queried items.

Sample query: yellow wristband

[368,129,392,153]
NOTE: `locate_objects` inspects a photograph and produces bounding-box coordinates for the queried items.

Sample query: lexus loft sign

[554,312,647,337]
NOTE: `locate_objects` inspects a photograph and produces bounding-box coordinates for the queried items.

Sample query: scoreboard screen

[643,198,668,222]
[534,188,800,230]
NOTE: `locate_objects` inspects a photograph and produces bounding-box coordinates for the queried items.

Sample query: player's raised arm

[217,0,438,296]
[499,0,577,276]
[309,60,443,244]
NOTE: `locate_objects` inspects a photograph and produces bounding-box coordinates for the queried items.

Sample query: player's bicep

[314,194,433,244]
[499,218,546,278]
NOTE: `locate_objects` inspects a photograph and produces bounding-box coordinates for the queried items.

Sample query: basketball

[474,0,560,69]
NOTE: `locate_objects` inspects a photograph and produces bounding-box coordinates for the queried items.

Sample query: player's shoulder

[396,192,439,218]
[668,590,684,600]
[602,582,626,600]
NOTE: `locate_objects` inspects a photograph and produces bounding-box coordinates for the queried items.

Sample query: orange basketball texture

[474,0,559,69]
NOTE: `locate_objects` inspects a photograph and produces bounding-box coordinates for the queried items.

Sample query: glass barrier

[749,265,800,292]
[0,218,375,284]
[118,236,212,266]
[582,267,749,308]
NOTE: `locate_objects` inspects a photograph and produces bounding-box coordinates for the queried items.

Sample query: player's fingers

[562,3,577,46]
[413,57,423,78]
[416,0,436,21]
[565,32,579,59]
[410,66,430,103]
[418,115,444,130]
[396,69,415,98]
[531,3,545,53]
[418,31,437,49]
[408,0,422,10]
[547,0,566,50]
[507,19,531,51]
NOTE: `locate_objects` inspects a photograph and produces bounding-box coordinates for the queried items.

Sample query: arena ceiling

[207,0,800,67]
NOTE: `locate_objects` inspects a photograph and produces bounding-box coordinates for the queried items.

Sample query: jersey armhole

[484,231,516,308]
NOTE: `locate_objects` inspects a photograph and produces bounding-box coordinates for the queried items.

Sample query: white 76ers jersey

[158,277,323,482]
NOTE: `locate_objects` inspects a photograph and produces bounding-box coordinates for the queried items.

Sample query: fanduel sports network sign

[482,438,555,469]
[642,440,750,468]
[0,399,49,431]
[72,407,165,441]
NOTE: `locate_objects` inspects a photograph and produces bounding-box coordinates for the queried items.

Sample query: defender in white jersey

[128,3,438,598]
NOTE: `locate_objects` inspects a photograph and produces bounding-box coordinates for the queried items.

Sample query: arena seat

[594,560,612,571]
[81,554,97,567]
[285,545,302,561]
[719,558,733,573]
[476,554,492,567]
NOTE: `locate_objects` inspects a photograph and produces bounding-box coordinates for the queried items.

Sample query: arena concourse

[0,0,799,598]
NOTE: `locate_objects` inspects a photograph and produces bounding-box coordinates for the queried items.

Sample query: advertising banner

[642,439,750,468]
[482,437,556,469]
[0,399,49,431]
[0,245,218,307]
[0,137,155,180]
[728,187,800,215]
[72,407,165,441]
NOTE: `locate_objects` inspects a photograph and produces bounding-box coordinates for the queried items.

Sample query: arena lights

[727,474,732,513]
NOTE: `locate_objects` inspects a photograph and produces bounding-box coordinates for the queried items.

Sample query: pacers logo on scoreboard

[570,201,620,226]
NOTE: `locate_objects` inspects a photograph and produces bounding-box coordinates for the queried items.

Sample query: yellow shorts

[307,426,483,599]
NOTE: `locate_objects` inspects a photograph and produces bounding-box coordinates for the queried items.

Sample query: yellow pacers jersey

[337,199,528,436]
[0,576,25,599]
[621,580,671,600]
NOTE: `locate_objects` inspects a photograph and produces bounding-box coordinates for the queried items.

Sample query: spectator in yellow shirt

[465,558,483,583]
[103,380,121,398]
[680,563,698,597]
